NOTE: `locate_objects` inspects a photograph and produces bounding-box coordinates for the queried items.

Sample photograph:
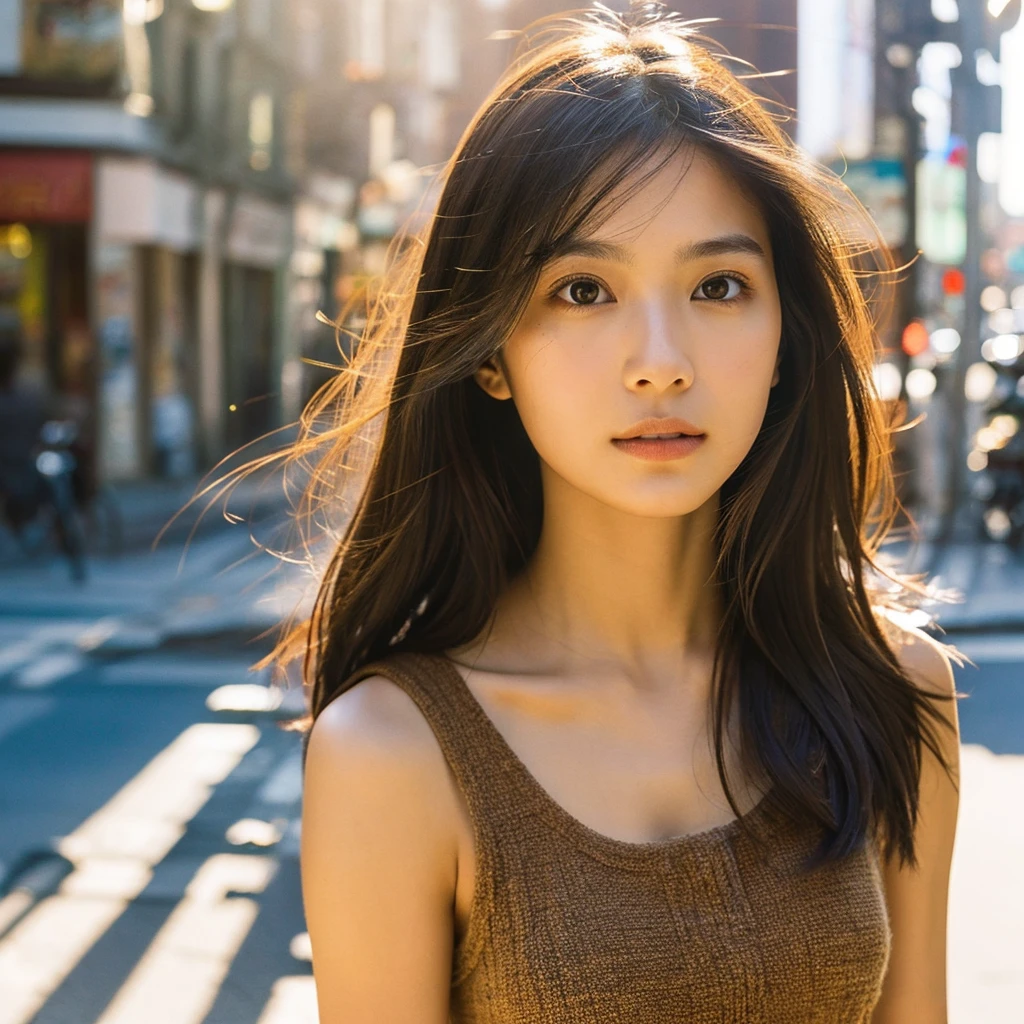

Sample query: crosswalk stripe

[93,854,278,1024]
[14,652,86,689]
[951,635,1024,664]
[0,723,259,1024]
[256,976,318,1024]
[0,641,43,677]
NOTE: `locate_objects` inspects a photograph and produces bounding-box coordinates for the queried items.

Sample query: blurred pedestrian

[0,310,48,532]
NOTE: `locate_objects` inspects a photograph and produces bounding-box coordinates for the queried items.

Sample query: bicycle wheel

[47,474,88,582]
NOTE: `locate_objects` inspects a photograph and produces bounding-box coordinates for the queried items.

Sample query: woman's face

[474,149,783,518]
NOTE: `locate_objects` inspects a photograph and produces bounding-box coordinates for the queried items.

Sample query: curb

[929,613,1024,636]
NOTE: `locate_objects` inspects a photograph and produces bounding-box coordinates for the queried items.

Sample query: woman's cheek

[513,359,601,460]
[703,345,776,444]
[510,324,599,402]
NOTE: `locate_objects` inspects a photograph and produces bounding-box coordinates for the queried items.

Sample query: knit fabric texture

[344,651,892,1023]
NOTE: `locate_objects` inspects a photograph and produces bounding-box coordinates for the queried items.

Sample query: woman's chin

[588,484,720,521]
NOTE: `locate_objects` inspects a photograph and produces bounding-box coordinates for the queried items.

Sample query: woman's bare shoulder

[301,675,460,1023]
[873,609,957,700]
[313,674,437,743]
[307,673,461,831]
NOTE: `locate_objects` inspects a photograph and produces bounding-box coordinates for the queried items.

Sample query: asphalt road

[0,523,315,1024]
[0,646,311,1024]
[949,634,1024,755]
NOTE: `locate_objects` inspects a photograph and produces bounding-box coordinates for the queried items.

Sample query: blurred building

[294,0,798,391]
[0,0,301,484]
[0,0,803,485]
[7,0,1017,523]
[797,0,1024,527]
[281,0,1024,537]
[292,0,498,405]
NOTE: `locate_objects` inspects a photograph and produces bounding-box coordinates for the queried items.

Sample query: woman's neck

[477,472,723,686]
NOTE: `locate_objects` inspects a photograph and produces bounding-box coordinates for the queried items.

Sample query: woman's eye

[696,275,745,302]
[556,278,611,306]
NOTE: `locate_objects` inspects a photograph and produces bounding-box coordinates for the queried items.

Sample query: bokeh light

[873,362,903,400]
[981,285,1008,312]
[988,308,1018,334]
[965,361,998,402]
[981,334,1024,363]
[931,327,961,353]
[967,449,989,472]
[906,368,938,399]
[901,320,930,357]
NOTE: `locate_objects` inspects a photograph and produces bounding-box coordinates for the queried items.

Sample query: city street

[946,635,1024,1022]
[1,0,1023,1020]
[0,510,1021,1022]
[0,510,317,1024]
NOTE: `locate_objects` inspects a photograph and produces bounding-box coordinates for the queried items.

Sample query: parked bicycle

[0,419,90,581]
[0,313,90,580]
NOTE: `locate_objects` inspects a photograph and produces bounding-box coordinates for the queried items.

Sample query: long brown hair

[261,2,956,870]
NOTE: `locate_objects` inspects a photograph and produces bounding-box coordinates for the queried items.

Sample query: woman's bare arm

[302,676,462,1023]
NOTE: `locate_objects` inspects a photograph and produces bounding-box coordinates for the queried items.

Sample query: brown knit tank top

[344,652,892,1023]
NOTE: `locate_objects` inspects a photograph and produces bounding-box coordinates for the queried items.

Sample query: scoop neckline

[432,652,772,862]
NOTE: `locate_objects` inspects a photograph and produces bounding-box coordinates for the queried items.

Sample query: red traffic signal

[942,268,966,295]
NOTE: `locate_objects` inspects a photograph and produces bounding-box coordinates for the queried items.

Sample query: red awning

[0,150,92,223]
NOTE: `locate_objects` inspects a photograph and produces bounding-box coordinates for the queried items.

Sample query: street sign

[837,158,909,248]
[916,155,967,264]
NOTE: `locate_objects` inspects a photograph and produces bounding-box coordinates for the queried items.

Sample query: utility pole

[939,2,986,546]
[939,0,1022,546]
[874,0,926,475]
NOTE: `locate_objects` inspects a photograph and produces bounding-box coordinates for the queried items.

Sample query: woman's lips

[611,434,706,461]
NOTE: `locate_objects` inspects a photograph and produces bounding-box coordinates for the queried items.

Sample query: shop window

[249,91,274,172]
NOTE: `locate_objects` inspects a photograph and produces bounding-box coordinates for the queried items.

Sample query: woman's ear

[474,356,513,400]
[770,351,781,388]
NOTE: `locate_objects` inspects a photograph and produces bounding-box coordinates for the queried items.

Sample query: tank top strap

[343,650,530,835]
[344,650,531,985]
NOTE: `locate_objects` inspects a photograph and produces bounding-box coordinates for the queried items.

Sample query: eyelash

[547,272,753,310]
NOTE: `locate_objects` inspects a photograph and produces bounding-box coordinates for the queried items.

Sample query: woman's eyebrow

[674,233,768,264]
[543,232,767,267]
[544,238,635,266]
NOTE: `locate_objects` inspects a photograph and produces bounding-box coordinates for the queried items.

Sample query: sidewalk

[0,462,294,567]
[0,474,312,688]
[101,474,281,550]
[99,468,292,554]
[3,474,1022,640]
[949,744,1024,1021]
[884,537,1024,633]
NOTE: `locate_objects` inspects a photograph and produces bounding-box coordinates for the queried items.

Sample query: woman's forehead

[582,150,770,250]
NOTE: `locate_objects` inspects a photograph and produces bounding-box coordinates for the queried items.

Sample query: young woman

[290,5,961,1021]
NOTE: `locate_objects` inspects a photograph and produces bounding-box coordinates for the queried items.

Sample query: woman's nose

[622,303,694,394]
